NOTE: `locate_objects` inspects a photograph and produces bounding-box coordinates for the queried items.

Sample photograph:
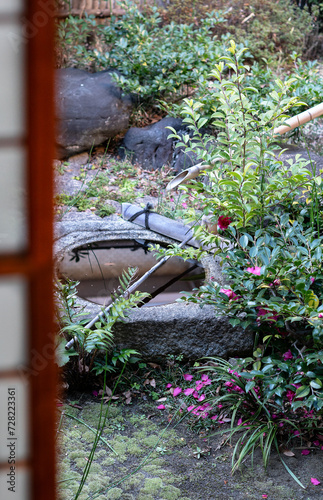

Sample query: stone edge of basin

[54,213,254,359]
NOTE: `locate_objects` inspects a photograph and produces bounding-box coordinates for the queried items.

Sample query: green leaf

[310,379,322,389]
[295,386,310,398]
[245,380,255,393]
[240,235,248,248]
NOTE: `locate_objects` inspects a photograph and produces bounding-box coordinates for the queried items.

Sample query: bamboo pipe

[166,103,323,191]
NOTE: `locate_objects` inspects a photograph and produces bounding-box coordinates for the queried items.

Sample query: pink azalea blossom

[220,288,238,301]
[311,478,320,485]
[246,266,261,275]
[183,373,193,381]
[217,215,232,230]
[166,383,172,388]
[184,388,195,396]
[283,349,293,361]
[157,404,165,410]
[301,449,310,455]
[173,387,182,397]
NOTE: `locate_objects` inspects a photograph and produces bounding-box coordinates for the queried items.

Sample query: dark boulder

[55,68,133,159]
[120,117,192,170]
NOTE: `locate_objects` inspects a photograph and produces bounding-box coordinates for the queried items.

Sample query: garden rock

[55,68,133,159]
[279,143,323,176]
[120,117,191,170]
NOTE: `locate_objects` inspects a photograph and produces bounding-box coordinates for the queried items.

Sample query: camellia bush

[154,41,323,478]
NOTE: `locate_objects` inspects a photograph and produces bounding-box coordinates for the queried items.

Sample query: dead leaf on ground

[282,449,295,457]
[148,362,161,370]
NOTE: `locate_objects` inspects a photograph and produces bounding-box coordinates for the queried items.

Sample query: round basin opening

[57,239,204,307]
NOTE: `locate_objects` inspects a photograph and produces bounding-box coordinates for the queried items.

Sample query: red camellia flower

[217,215,232,230]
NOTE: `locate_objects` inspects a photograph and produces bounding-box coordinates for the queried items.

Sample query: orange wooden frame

[0,1,57,499]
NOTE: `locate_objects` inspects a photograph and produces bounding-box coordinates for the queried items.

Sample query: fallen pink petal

[166,383,172,388]
[187,405,195,412]
[183,373,193,381]
[311,478,320,485]
[173,387,182,397]
[198,394,206,402]
[246,266,261,275]
[157,404,165,410]
[301,449,310,455]
[184,388,195,396]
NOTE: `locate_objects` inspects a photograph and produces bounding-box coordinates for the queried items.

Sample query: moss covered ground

[57,393,323,500]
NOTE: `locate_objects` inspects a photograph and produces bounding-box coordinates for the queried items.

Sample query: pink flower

[183,373,193,381]
[198,394,206,402]
[201,412,209,419]
[157,404,165,410]
[237,418,243,426]
[310,277,315,283]
[283,350,293,361]
[313,440,320,446]
[319,313,323,318]
[293,430,300,436]
[182,202,188,209]
[201,374,210,382]
[217,215,232,230]
[173,387,182,397]
[166,383,172,388]
[246,266,261,275]
[184,388,195,396]
[195,382,204,391]
[187,405,195,412]
[301,449,310,455]
[286,390,295,402]
[257,307,279,322]
[211,415,218,420]
[311,478,320,485]
[193,391,199,399]
[220,288,238,301]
